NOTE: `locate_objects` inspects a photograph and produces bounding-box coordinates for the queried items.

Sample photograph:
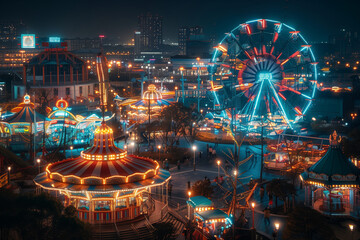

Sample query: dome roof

[143,84,162,100]
[301,131,360,186]
[45,122,159,185]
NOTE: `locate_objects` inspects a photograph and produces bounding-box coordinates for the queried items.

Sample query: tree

[266,179,296,213]
[191,179,214,198]
[0,190,91,240]
[283,206,336,240]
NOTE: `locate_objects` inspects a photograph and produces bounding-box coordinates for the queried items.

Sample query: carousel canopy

[5,104,48,123]
[6,94,48,123]
[301,131,360,187]
[35,121,170,192]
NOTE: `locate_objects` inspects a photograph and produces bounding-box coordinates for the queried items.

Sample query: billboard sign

[21,34,36,48]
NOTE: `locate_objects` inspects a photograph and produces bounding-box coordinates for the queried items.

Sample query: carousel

[46,98,78,147]
[128,84,172,122]
[5,94,48,135]
[301,131,360,217]
[34,121,171,223]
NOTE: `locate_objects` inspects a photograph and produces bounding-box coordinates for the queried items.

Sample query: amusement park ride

[208,19,318,135]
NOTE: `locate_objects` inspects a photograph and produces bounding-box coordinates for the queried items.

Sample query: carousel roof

[34,121,170,191]
[143,84,162,100]
[5,104,48,123]
[301,131,360,187]
[6,94,48,123]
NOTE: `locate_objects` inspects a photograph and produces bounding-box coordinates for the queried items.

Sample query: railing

[130,224,140,238]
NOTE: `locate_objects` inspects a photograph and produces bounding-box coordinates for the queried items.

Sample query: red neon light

[254,47,259,55]
[261,19,266,29]
[272,97,279,107]
[270,46,275,55]
[273,32,279,43]
[281,50,300,65]
[278,92,286,100]
[294,107,302,115]
[262,45,266,54]
[246,25,251,35]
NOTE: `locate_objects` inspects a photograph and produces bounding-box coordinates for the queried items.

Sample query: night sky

[2,0,359,43]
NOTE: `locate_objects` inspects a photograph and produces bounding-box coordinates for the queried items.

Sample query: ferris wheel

[208,19,317,132]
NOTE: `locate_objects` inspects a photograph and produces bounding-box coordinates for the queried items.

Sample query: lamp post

[179,67,186,104]
[217,160,221,179]
[196,57,201,112]
[130,142,135,154]
[273,223,280,240]
[157,145,161,165]
[349,224,354,240]
[251,202,255,229]
[192,145,197,171]
[187,191,192,220]
[70,146,73,158]
[7,166,11,183]
[36,158,41,174]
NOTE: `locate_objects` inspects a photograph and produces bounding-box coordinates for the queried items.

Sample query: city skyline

[1,0,360,43]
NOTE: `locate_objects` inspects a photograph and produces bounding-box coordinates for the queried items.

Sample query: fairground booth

[301,131,360,218]
[34,122,171,223]
[187,196,232,238]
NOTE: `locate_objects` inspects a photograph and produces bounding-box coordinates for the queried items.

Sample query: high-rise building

[178,26,203,55]
[134,31,141,57]
[0,20,25,49]
[137,14,163,52]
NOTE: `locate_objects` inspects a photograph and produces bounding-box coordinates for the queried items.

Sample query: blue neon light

[49,37,61,43]
[267,79,293,129]
[21,34,36,49]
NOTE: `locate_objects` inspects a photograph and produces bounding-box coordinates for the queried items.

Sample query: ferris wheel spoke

[280,49,302,66]
[267,79,293,129]
[229,33,253,61]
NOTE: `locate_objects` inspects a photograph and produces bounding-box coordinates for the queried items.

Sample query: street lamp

[130,142,135,154]
[349,224,354,240]
[217,160,221,179]
[70,146,73,158]
[36,158,41,174]
[273,223,280,240]
[233,169,238,176]
[251,202,255,229]
[188,191,192,220]
[157,145,161,163]
[192,145,197,171]
[7,166,11,183]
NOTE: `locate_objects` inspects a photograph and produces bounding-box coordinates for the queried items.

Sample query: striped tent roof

[5,105,48,123]
[34,168,170,193]
[38,122,164,187]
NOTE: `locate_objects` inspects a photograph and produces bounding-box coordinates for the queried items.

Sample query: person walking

[177,160,181,170]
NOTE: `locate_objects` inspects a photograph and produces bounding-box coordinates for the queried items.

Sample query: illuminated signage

[49,37,61,43]
[21,34,36,48]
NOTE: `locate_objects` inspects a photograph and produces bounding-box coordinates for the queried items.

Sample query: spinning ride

[209,19,317,132]
[34,121,171,223]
